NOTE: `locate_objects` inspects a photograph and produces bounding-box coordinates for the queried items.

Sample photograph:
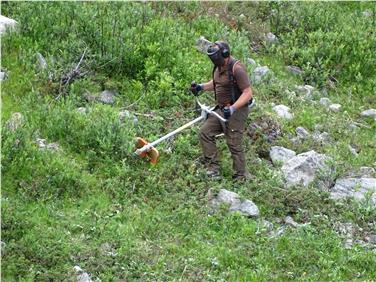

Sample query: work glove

[223,106,236,120]
[190,81,203,96]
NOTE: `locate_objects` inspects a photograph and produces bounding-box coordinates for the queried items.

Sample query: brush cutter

[134,100,227,164]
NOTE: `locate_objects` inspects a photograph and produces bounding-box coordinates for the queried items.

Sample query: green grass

[1,2,376,281]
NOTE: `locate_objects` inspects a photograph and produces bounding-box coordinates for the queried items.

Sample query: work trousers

[199,106,249,177]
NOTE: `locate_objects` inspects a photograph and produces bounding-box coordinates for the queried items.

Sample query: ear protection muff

[215,41,230,58]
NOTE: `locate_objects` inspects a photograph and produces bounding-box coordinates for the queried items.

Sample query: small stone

[0,71,6,81]
[196,36,213,54]
[284,216,299,228]
[329,104,341,112]
[73,266,92,282]
[265,32,278,44]
[360,109,376,120]
[47,142,60,151]
[348,145,358,156]
[119,110,138,124]
[259,220,274,232]
[286,66,303,75]
[273,105,293,120]
[296,126,310,139]
[99,90,116,105]
[252,66,270,84]
[77,107,87,114]
[312,131,330,144]
[36,52,48,71]
[335,222,354,237]
[208,189,259,218]
[362,10,372,17]
[295,85,314,100]
[269,226,286,237]
[320,97,332,107]
[344,238,353,249]
[36,138,47,149]
[366,234,376,244]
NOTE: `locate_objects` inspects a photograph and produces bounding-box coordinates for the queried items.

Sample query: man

[190,41,253,181]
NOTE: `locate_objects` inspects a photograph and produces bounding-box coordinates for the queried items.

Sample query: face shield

[207,45,225,67]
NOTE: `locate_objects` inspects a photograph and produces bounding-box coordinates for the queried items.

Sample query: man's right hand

[190,81,203,96]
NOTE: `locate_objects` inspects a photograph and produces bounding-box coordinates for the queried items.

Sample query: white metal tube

[136,115,204,154]
[135,101,227,155]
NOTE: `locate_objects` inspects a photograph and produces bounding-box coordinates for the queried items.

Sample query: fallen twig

[56,48,88,100]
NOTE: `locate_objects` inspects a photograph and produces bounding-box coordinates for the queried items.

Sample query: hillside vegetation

[1,2,376,281]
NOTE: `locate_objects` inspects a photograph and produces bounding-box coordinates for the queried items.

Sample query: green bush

[267,2,376,89]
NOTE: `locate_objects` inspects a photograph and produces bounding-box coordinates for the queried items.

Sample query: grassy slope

[2,3,376,281]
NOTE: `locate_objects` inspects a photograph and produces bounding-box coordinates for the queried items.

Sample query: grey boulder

[330,177,376,204]
[252,66,270,84]
[281,150,331,188]
[208,189,259,218]
[360,109,376,120]
[270,146,296,165]
[273,105,293,120]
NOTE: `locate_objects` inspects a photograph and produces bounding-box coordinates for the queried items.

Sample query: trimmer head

[135,137,159,165]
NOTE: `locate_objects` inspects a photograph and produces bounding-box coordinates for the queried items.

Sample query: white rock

[284,216,299,228]
[258,219,274,232]
[366,234,376,244]
[362,10,372,17]
[36,52,48,70]
[344,238,353,249]
[208,189,259,218]
[273,105,293,120]
[47,142,60,151]
[348,145,358,156]
[360,109,376,120]
[0,71,6,81]
[0,15,18,35]
[330,177,376,204]
[73,266,92,282]
[99,90,116,104]
[270,146,296,165]
[296,126,310,139]
[320,97,332,107]
[281,150,331,188]
[119,110,138,124]
[266,32,278,43]
[36,138,59,151]
[196,36,213,54]
[312,131,330,144]
[252,66,270,84]
[329,103,341,112]
[36,138,47,149]
[77,107,86,114]
[295,85,314,99]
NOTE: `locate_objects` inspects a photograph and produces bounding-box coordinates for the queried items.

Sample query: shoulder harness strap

[228,58,240,104]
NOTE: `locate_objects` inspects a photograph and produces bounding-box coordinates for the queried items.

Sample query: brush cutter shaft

[135,101,227,155]
[136,115,204,154]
